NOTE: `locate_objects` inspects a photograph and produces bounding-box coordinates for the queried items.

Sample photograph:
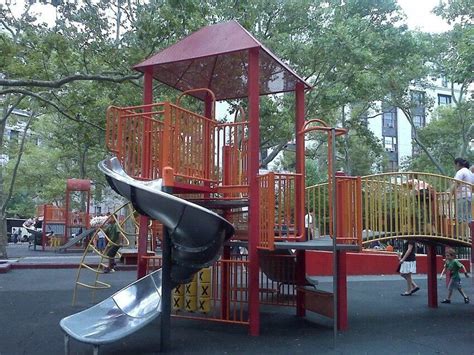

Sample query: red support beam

[336,250,348,330]
[295,82,305,236]
[295,82,306,317]
[247,47,260,336]
[221,245,230,320]
[471,221,474,265]
[296,250,306,317]
[137,68,154,279]
[42,204,47,251]
[427,244,438,308]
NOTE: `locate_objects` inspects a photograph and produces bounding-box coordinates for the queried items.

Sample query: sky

[397,0,452,33]
[5,0,452,34]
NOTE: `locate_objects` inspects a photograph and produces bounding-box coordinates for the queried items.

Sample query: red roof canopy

[134,20,311,101]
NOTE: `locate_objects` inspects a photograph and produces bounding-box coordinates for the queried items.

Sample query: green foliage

[0,0,472,213]
[402,104,474,174]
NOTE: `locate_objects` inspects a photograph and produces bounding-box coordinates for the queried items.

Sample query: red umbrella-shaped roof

[134,20,311,101]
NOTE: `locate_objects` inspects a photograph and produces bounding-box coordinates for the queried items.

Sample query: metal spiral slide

[60,158,234,353]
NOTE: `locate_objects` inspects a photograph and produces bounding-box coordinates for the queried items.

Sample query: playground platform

[1,268,472,354]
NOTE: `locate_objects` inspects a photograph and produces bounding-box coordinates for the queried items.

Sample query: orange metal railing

[258,172,303,250]
[305,177,362,246]
[336,176,363,246]
[36,204,66,222]
[216,121,249,196]
[360,172,472,247]
[146,255,250,325]
[106,101,249,193]
[145,252,298,324]
[258,173,275,250]
[308,172,472,247]
[259,251,298,306]
[106,103,166,180]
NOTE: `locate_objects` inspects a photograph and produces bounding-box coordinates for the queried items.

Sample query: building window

[387,161,398,172]
[9,130,20,141]
[411,91,425,106]
[441,75,448,87]
[384,136,397,152]
[383,112,395,128]
[413,115,425,128]
[438,94,452,105]
[412,143,422,156]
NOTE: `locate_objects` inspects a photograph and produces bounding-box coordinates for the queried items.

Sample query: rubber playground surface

[1,246,473,354]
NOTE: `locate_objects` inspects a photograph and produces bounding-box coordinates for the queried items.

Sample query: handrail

[306,172,472,248]
[175,88,217,120]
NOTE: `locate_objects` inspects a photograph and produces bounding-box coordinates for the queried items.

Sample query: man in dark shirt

[104,215,120,273]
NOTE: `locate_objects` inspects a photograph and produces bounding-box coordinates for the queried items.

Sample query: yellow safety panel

[198,282,211,298]
[198,267,211,283]
[185,280,197,295]
[185,295,197,312]
[172,295,184,311]
[173,284,184,296]
[198,298,211,313]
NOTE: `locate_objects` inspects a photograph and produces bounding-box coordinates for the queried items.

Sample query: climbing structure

[72,203,137,305]
[101,20,471,339]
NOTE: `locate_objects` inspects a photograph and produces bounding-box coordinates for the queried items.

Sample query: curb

[0,261,11,273]
[9,263,137,271]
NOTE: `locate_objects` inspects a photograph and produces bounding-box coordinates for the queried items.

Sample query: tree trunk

[399,107,446,175]
[0,212,7,259]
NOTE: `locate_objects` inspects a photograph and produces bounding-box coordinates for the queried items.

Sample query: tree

[433,0,474,158]
[402,105,473,174]
[0,0,220,257]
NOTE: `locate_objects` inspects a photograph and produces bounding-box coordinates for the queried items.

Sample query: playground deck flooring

[1,244,473,354]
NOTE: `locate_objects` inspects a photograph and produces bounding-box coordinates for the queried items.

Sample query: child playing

[439,248,470,304]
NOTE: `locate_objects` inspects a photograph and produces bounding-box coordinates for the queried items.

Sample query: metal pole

[331,128,338,345]
[160,228,172,352]
[160,186,173,352]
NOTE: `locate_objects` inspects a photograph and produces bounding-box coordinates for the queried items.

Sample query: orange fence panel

[258,173,303,250]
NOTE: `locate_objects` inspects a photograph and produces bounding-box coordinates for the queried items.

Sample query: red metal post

[86,188,91,229]
[65,187,70,246]
[221,148,232,320]
[137,68,153,279]
[296,249,306,317]
[221,245,231,320]
[335,172,346,244]
[248,47,260,336]
[468,221,474,283]
[42,204,47,251]
[295,82,306,316]
[336,250,348,330]
[427,244,438,308]
[203,93,213,189]
[295,82,305,238]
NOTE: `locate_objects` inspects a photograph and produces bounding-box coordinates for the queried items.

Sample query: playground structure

[64,178,91,246]
[308,172,472,248]
[33,178,92,250]
[62,20,472,351]
[71,203,136,305]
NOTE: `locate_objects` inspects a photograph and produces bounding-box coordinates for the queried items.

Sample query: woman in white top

[450,158,474,223]
[304,212,314,240]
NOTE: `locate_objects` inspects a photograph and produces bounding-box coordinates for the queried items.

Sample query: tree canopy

[0,0,472,258]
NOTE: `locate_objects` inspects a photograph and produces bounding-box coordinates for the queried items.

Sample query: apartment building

[367,77,463,172]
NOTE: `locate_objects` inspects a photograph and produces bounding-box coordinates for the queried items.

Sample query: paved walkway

[1,243,473,354]
[2,243,140,269]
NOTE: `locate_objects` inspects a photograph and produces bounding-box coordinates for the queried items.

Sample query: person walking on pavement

[440,248,470,304]
[399,240,420,296]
